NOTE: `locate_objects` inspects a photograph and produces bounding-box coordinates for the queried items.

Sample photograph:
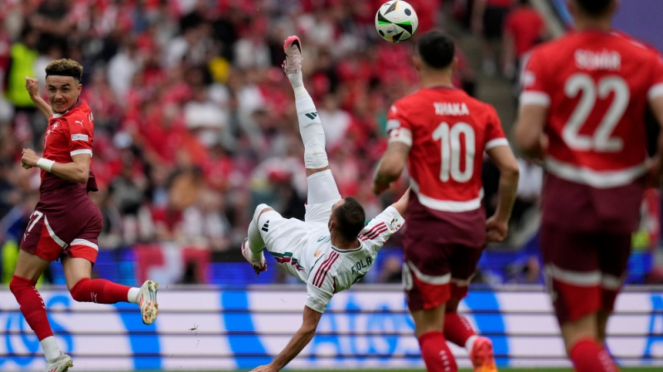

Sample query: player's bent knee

[561,312,599,353]
[253,204,275,225]
[69,278,92,302]
[9,276,31,296]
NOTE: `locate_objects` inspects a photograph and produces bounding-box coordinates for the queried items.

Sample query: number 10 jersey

[387,86,508,247]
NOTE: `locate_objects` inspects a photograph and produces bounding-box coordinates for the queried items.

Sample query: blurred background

[0,0,661,289]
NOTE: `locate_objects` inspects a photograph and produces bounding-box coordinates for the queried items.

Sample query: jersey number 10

[432,122,475,183]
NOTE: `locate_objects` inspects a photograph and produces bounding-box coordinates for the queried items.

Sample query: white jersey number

[563,74,629,152]
[432,122,475,183]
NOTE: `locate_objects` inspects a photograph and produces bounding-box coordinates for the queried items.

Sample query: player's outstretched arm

[251,306,322,372]
[390,187,411,217]
[25,77,53,119]
[485,145,519,242]
[372,141,410,195]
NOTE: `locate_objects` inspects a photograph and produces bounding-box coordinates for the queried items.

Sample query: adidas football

[375,1,418,43]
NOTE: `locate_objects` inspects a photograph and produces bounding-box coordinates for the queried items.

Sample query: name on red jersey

[434,102,470,116]
[575,49,621,71]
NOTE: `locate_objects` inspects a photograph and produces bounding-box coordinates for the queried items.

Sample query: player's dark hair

[45,59,83,82]
[333,197,366,242]
[416,30,455,69]
[575,0,613,16]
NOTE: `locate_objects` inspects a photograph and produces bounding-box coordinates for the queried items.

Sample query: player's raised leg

[63,256,159,325]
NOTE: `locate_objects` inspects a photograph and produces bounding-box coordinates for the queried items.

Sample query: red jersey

[504,7,544,57]
[388,87,507,213]
[522,30,663,188]
[42,100,98,194]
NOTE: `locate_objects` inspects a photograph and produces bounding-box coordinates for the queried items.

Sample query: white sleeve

[305,251,339,313]
[358,206,405,252]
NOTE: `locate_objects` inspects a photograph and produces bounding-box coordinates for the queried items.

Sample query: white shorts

[253,169,341,277]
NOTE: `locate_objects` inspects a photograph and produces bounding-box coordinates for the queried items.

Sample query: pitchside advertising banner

[0,286,662,371]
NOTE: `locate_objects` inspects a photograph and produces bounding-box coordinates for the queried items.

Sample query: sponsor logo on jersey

[305,112,318,120]
[575,49,621,71]
[261,220,270,232]
[75,119,85,126]
[434,102,470,116]
[71,134,89,141]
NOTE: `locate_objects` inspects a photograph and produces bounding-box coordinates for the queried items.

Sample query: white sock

[247,219,265,258]
[295,96,328,169]
[287,70,307,99]
[41,336,61,362]
[127,287,140,304]
[465,335,478,353]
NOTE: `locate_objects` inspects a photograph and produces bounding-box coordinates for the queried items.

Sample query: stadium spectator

[502,0,546,79]
[472,0,515,75]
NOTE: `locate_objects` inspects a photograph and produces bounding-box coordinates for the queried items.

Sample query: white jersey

[258,205,405,313]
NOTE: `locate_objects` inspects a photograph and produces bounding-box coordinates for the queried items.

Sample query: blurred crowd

[4,0,656,285]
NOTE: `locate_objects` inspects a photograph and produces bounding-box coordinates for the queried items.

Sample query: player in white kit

[242,36,409,372]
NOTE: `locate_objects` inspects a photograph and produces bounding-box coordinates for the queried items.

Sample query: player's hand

[485,216,508,243]
[371,181,390,196]
[21,148,40,169]
[25,77,39,98]
[250,364,278,372]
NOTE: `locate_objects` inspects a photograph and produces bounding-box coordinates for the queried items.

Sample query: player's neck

[573,16,612,33]
[330,233,360,250]
[419,71,454,89]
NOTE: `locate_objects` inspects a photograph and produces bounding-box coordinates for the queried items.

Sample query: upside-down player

[13,60,159,372]
[241,36,408,372]
[514,1,663,371]
[373,31,520,372]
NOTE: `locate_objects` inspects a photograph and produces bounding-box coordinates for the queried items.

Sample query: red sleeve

[68,115,94,157]
[520,48,551,107]
[386,100,414,147]
[484,105,508,150]
[648,53,663,101]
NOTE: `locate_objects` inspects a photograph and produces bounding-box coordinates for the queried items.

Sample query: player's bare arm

[372,141,410,195]
[514,103,548,159]
[25,77,53,119]
[22,149,91,184]
[251,306,323,372]
[647,95,663,185]
[390,186,411,217]
[485,145,519,242]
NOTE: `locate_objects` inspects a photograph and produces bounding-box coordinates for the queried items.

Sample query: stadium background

[0,0,662,370]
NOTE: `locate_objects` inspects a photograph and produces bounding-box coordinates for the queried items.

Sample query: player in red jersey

[514,1,663,371]
[373,31,520,372]
[12,59,159,372]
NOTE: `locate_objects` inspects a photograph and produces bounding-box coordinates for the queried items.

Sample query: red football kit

[20,100,103,263]
[387,87,508,311]
[522,30,663,324]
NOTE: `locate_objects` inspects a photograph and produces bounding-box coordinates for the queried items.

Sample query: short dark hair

[417,30,455,69]
[333,197,366,242]
[45,59,83,81]
[575,0,613,16]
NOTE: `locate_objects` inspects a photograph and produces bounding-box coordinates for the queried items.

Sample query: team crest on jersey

[314,249,323,258]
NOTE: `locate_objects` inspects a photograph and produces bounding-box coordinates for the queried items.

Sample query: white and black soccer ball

[375,1,419,43]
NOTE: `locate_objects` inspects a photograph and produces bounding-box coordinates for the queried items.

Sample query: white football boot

[45,353,73,372]
[137,280,159,325]
[241,238,267,275]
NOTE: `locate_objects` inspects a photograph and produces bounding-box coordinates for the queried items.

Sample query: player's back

[388,87,507,246]
[522,30,663,232]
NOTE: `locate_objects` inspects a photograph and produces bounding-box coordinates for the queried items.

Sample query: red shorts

[20,189,102,263]
[540,225,631,325]
[403,241,483,312]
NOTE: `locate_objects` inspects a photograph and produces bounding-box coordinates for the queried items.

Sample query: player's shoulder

[608,31,661,59]
[392,89,427,110]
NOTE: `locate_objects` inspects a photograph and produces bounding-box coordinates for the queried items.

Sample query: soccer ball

[375,1,419,43]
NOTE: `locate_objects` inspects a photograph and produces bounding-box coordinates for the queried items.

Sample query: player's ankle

[41,336,62,362]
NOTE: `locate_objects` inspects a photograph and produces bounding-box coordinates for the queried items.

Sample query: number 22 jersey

[387,87,508,247]
[521,30,663,232]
